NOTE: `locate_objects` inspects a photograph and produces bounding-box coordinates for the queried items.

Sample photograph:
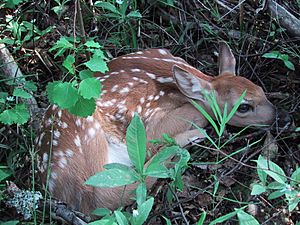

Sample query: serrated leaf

[79,78,102,99]
[24,81,37,92]
[68,96,96,117]
[84,40,101,48]
[126,114,146,174]
[49,37,73,57]
[251,184,266,195]
[13,88,32,99]
[237,210,260,225]
[47,81,79,109]
[257,155,287,184]
[0,103,29,125]
[79,69,94,80]
[63,55,75,74]
[133,197,154,225]
[85,168,139,188]
[84,55,108,73]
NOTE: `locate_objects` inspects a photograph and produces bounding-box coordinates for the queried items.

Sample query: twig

[267,0,300,37]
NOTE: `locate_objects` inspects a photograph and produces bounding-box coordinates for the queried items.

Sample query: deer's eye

[237,104,252,113]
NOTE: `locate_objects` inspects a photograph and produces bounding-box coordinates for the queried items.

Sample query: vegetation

[0,0,299,224]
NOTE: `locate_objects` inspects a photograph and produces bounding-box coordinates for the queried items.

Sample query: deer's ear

[218,41,236,76]
[173,65,212,101]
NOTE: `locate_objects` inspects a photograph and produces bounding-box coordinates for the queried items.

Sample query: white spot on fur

[51,172,58,180]
[54,130,61,139]
[42,153,48,163]
[132,77,139,81]
[136,51,143,54]
[88,128,96,139]
[111,85,119,92]
[75,118,81,127]
[159,91,165,96]
[74,135,81,147]
[137,105,142,113]
[147,95,154,101]
[110,71,119,75]
[158,49,168,55]
[58,157,67,168]
[128,82,134,87]
[52,140,58,146]
[94,121,101,130]
[86,116,94,122]
[131,68,141,72]
[48,179,56,192]
[157,77,173,83]
[120,87,130,94]
[65,149,74,157]
[146,72,156,79]
[146,102,151,108]
[58,110,62,118]
[52,105,58,110]
[140,97,145,104]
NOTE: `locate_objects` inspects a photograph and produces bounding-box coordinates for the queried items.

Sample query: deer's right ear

[173,65,212,101]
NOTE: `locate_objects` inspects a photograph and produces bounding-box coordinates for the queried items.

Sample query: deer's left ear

[173,65,212,101]
[218,41,236,76]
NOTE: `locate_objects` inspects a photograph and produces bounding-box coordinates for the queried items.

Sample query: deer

[35,42,290,215]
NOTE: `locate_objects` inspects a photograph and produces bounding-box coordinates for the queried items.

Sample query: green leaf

[268,190,285,200]
[79,78,102,99]
[0,103,29,125]
[85,168,139,188]
[136,183,147,206]
[63,55,75,74]
[267,181,286,190]
[13,88,32,99]
[209,210,238,225]
[79,69,94,80]
[88,217,117,225]
[262,51,280,59]
[126,10,142,18]
[4,0,24,8]
[114,211,128,225]
[49,37,73,57]
[84,54,108,73]
[47,81,79,109]
[196,211,207,225]
[226,90,247,123]
[84,40,101,48]
[237,210,260,225]
[94,1,121,15]
[68,96,96,117]
[126,113,146,174]
[284,60,295,71]
[24,81,37,92]
[0,221,19,225]
[133,197,154,225]
[0,168,11,182]
[92,208,111,217]
[257,155,287,184]
[291,167,300,186]
[251,184,266,195]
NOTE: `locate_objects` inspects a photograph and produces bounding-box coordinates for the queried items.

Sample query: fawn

[36,42,289,214]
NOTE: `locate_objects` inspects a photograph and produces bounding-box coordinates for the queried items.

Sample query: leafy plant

[47,37,108,117]
[251,155,300,211]
[94,0,142,48]
[263,51,295,71]
[85,113,190,224]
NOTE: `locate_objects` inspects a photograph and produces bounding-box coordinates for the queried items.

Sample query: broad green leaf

[284,60,295,71]
[24,81,37,92]
[4,0,24,8]
[92,208,111,217]
[85,168,139,188]
[0,103,29,125]
[268,190,285,200]
[94,2,121,15]
[79,78,102,99]
[267,181,286,190]
[68,96,96,117]
[79,69,94,80]
[136,182,147,206]
[13,88,32,99]
[291,167,300,186]
[237,210,260,225]
[133,197,154,225]
[126,113,146,174]
[84,55,108,73]
[114,211,128,225]
[257,156,287,184]
[251,184,266,195]
[88,217,117,225]
[0,168,11,182]
[126,11,142,18]
[209,210,238,225]
[63,55,75,74]
[47,81,79,109]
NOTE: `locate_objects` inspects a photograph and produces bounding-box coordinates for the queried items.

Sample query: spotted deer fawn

[36,42,287,214]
